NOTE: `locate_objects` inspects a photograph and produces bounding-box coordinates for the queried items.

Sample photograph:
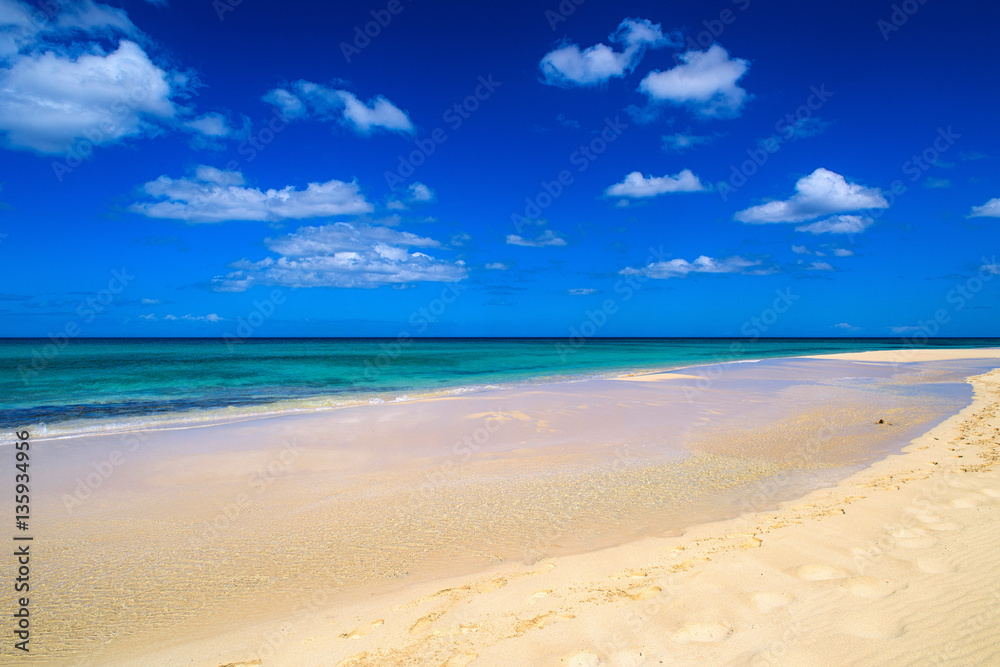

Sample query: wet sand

[6,348,1000,665]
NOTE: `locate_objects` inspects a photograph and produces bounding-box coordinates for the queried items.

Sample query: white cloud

[835,322,860,332]
[791,245,809,254]
[0,38,182,153]
[620,255,763,279]
[605,169,709,198]
[795,215,873,235]
[262,81,413,136]
[568,288,597,295]
[662,132,718,152]
[506,229,567,247]
[638,45,750,118]
[213,222,467,290]
[735,168,888,224]
[969,197,1000,218]
[139,313,157,320]
[140,298,161,304]
[450,232,471,246]
[833,248,854,257]
[981,263,1000,275]
[388,181,436,209]
[183,112,232,137]
[129,166,373,223]
[808,261,834,271]
[540,17,675,87]
[485,262,509,270]
[159,313,221,322]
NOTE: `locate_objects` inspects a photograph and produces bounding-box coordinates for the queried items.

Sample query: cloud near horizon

[620,255,766,279]
[213,223,467,291]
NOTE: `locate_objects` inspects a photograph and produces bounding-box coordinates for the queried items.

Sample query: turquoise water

[1,337,997,436]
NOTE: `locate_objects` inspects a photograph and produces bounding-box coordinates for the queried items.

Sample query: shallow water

[3,337,998,438]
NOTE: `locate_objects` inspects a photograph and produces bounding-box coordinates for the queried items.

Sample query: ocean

[2,337,998,437]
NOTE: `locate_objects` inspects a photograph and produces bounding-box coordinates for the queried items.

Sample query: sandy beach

[10,348,1000,666]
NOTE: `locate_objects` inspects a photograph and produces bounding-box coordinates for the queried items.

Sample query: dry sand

[15,349,1000,665]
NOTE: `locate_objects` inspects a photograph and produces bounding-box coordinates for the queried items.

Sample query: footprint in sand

[339,619,383,639]
[441,653,477,667]
[840,576,904,600]
[837,610,905,639]
[476,577,507,593]
[887,527,938,549]
[672,622,731,643]
[409,613,441,635]
[751,591,793,612]
[627,585,661,601]
[790,564,849,581]
[949,496,983,508]
[515,612,575,635]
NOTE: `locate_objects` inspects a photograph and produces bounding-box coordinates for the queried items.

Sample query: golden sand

[13,349,1000,665]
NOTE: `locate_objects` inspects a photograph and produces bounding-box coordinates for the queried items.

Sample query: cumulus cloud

[0,36,183,153]
[605,169,709,198]
[485,262,509,270]
[620,255,764,279]
[795,215,873,235]
[540,17,676,87]
[833,248,854,256]
[808,261,834,271]
[638,45,750,118]
[212,222,467,290]
[262,80,413,135]
[506,230,567,247]
[969,197,1000,218]
[835,322,860,332]
[735,168,888,224]
[129,166,373,223]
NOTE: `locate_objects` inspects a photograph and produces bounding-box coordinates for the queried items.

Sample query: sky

[0,0,998,337]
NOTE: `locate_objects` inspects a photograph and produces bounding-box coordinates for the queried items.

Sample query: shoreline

[17,344,1000,443]
[18,349,1000,665]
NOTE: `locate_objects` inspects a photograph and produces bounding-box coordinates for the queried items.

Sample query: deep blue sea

[2,337,998,437]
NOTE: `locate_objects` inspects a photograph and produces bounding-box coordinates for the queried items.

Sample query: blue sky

[1,0,998,337]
